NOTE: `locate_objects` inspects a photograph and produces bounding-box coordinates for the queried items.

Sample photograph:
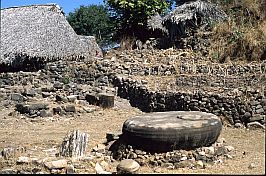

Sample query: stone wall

[0,49,265,127]
[111,76,265,127]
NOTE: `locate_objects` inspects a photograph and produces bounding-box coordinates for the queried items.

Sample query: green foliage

[67,5,115,47]
[105,0,171,40]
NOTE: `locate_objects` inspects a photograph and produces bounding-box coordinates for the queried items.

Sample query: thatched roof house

[148,0,227,40]
[0,4,102,72]
[78,35,103,57]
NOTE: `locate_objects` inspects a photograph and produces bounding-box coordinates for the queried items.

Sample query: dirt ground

[0,96,265,174]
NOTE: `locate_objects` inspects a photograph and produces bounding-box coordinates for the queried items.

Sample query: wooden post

[59,130,89,158]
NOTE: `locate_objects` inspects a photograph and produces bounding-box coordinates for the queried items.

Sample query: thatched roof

[164,0,227,24]
[147,13,168,34]
[78,35,103,57]
[0,4,102,67]
[148,0,227,35]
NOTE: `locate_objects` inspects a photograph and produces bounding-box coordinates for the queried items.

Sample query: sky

[1,0,104,15]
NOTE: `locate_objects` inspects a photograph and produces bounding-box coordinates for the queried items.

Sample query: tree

[104,0,171,43]
[67,5,115,48]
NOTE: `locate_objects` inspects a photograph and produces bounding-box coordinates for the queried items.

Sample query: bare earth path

[0,97,265,174]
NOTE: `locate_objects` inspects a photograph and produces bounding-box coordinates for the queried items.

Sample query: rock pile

[106,135,235,170]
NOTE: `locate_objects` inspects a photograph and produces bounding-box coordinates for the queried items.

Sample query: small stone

[17,156,31,164]
[196,160,204,168]
[95,152,103,158]
[153,167,162,173]
[100,160,110,170]
[95,162,110,174]
[53,82,64,89]
[92,144,106,153]
[11,93,25,102]
[18,170,32,174]
[53,107,62,115]
[67,95,78,103]
[55,94,67,102]
[198,151,205,156]
[174,160,193,168]
[117,159,140,174]
[224,154,233,159]
[0,169,17,174]
[202,147,215,155]
[44,159,68,169]
[162,162,174,168]
[180,156,187,161]
[215,147,228,156]
[23,88,36,97]
[224,145,235,152]
[234,123,243,128]
[42,92,51,98]
[39,110,52,117]
[216,138,226,144]
[106,132,120,142]
[66,165,75,174]
[64,105,76,113]
[255,108,264,114]
[248,163,256,169]
[247,122,265,129]
[249,115,265,122]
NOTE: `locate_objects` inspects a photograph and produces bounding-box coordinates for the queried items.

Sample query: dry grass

[209,0,266,62]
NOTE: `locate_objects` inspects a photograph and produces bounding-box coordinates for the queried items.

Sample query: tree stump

[59,130,89,158]
[98,93,114,108]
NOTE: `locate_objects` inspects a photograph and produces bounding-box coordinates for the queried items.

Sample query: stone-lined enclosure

[0,49,265,127]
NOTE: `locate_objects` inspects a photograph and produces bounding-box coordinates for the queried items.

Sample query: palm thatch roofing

[78,35,103,57]
[0,4,102,69]
[148,0,227,37]
[147,13,168,35]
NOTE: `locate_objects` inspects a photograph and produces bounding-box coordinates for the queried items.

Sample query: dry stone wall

[0,49,265,128]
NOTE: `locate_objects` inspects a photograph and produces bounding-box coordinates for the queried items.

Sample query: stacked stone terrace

[0,48,265,128]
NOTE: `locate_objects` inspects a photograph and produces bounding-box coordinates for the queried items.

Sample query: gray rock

[234,123,243,128]
[53,82,64,89]
[248,163,256,169]
[18,170,32,174]
[42,92,51,98]
[243,112,251,120]
[250,101,260,106]
[255,108,264,114]
[22,88,36,97]
[64,105,76,113]
[95,162,111,174]
[117,159,140,174]
[44,159,68,170]
[17,156,31,164]
[53,107,62,115]
[174,160,193,168]
[66,165,75,174]
[11,93,25,102]
[214,146,228,156]
[106,132,120,142]
[67,95,78,103]
[195,160,204,168]
[55,94,68,102]
[39,110,52,117]
[247,122,265,129]
[249,115,264,122]
[0,169,17,174]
